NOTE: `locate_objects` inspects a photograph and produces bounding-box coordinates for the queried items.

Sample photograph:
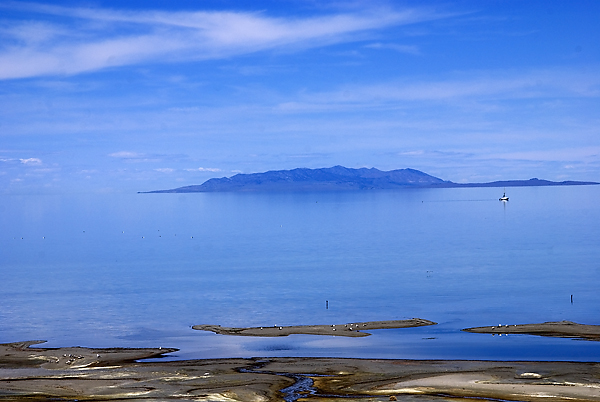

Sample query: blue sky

[1,0,599,193]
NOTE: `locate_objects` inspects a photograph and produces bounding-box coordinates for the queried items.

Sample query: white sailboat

[499,189,509,201]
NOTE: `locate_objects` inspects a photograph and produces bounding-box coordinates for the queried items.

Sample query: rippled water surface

[1,186,599,361]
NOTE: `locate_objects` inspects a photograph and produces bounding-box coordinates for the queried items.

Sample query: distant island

[141,166,598,193]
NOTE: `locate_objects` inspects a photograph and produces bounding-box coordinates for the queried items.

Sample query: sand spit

[0,340,178,370]
[463,320,600,341]
[2,342,600,401]
[192,318,437,337]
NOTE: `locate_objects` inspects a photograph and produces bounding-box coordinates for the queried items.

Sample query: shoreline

[1,341,600,401]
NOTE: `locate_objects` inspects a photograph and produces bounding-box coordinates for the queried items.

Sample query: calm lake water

[1,186,599,361]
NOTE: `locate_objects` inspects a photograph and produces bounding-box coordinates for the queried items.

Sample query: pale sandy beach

[193,318,437,337]
[2,340,600,401]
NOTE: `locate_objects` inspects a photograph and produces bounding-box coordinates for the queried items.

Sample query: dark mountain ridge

[142,166,598,193]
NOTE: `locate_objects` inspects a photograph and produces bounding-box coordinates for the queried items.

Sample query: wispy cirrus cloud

[486,147,600,163]
[108,151,162,163]
[155,168,175,173]
[398,147,600,164]
[364,42,420,55]
[276,67,600,111]
[108,151,144,159]
[0,2,449,80]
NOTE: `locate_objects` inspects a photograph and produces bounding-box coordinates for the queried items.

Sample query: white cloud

[185,167,221,172]
[0,3,449,79]
[20,157,42,165]
[155,168,175,173]
[1,157,44,165]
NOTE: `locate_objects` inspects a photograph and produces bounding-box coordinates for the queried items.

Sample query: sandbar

[2,341,600,401]
[0,340,178,370]
[463,320,600,341]
[193,318,437,337]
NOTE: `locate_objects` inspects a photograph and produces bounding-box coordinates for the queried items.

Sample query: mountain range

[142,166,598,193]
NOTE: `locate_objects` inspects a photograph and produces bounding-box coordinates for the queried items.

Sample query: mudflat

[192,318,437,337]
[2,341,600,401]
[463,320,600,340]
